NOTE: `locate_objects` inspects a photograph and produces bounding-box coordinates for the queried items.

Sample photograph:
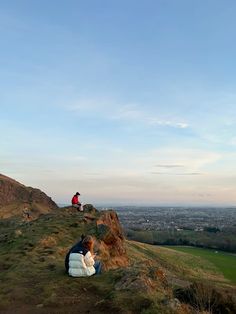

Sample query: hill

[0,176,235,313]
[0,174,58,219]
[0,205,236,314]
[164,246,236,284]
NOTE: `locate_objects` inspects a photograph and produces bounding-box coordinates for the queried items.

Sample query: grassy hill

[0,207,236,314]
[164,246,236,284]
[0,173,58,219]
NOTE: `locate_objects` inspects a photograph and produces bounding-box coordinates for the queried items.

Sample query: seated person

[71,192,83,211]
[65,235,102,277]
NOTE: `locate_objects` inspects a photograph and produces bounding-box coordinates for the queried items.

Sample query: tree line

[126,228,236,253]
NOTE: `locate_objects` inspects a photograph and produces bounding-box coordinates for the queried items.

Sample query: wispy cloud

[151,172,203,176]
[138,148,221,171]
[111,105,189,129]
[66,100,189,129]
[154,164,184,168]
[148,119,188,128]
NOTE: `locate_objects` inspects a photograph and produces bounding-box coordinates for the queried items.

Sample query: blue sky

[1,0,236,206]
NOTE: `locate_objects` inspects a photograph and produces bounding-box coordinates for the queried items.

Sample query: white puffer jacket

[68,252,96,277]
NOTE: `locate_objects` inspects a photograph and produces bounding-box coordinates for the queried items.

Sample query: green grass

[127,241,227,284]
[165,246,236,284]
[1,210,235,313]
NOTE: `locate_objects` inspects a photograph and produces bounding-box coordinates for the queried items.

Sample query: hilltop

[0,176,236,313]
[0,206,236,313]
[0,174,58,219]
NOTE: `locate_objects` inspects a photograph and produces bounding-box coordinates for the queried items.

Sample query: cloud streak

[66,100,189,129]
[151,172,203,176]
[111,105,189,129]
[154,164,185,168]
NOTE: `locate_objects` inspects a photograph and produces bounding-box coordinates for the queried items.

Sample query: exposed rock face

[60,204,98,216]
[0,173,58,219]
[83,204,99,214]
[115,272,155,292]
[95,210,129,270]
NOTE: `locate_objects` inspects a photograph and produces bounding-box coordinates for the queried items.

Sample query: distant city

[59,203,236,232]
[106,207,236,232]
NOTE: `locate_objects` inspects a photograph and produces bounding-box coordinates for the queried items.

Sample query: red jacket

[72,195,79,204]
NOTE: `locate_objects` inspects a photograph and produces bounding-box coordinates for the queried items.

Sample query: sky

[1,0,236,206]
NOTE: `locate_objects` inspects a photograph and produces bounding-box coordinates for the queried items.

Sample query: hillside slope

[0,174,58,219]
[0,206,236,314]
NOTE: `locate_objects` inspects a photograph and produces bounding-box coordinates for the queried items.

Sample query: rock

[115,274,155,292]
[83,204,98,214]
[0,173,58,219]
[61,204,98,216]
[97,210,124,241]
[15,229,22,237]
[97,224,114,243]
[95,210,128,270]
[169,298,181,310]
[84,213,96,222]
[36,304,44,308]
[162,298,181,311]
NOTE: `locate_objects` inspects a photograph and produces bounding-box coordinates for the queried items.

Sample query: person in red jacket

[71,192,83,211]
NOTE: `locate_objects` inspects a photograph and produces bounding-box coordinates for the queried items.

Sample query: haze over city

[1,1,236,206]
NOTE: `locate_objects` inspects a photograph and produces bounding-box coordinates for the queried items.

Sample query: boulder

[83,204,98,214]
[95,210,128,270]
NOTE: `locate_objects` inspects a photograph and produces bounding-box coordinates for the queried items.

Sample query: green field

[166,246,236,284]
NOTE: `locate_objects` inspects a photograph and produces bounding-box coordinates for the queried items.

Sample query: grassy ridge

[127,241,227,284]
[165,246,236,284]
[1,211,236,313]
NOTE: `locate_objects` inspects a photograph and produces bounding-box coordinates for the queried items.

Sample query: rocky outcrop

[95,210,129,270]
[0,173,58,219]
[56,206,129,270]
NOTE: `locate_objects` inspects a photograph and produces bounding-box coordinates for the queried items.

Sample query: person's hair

[80,234,85,241]
[82,235,94,252]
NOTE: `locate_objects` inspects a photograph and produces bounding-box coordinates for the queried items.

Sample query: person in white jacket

[65,235,102,277]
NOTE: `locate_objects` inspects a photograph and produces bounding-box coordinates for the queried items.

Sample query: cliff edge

[0,173,58,219]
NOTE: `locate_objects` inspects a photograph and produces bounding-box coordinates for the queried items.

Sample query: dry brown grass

[39,236,57,248]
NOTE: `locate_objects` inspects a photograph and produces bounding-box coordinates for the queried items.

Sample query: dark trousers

[94,260,102,274]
